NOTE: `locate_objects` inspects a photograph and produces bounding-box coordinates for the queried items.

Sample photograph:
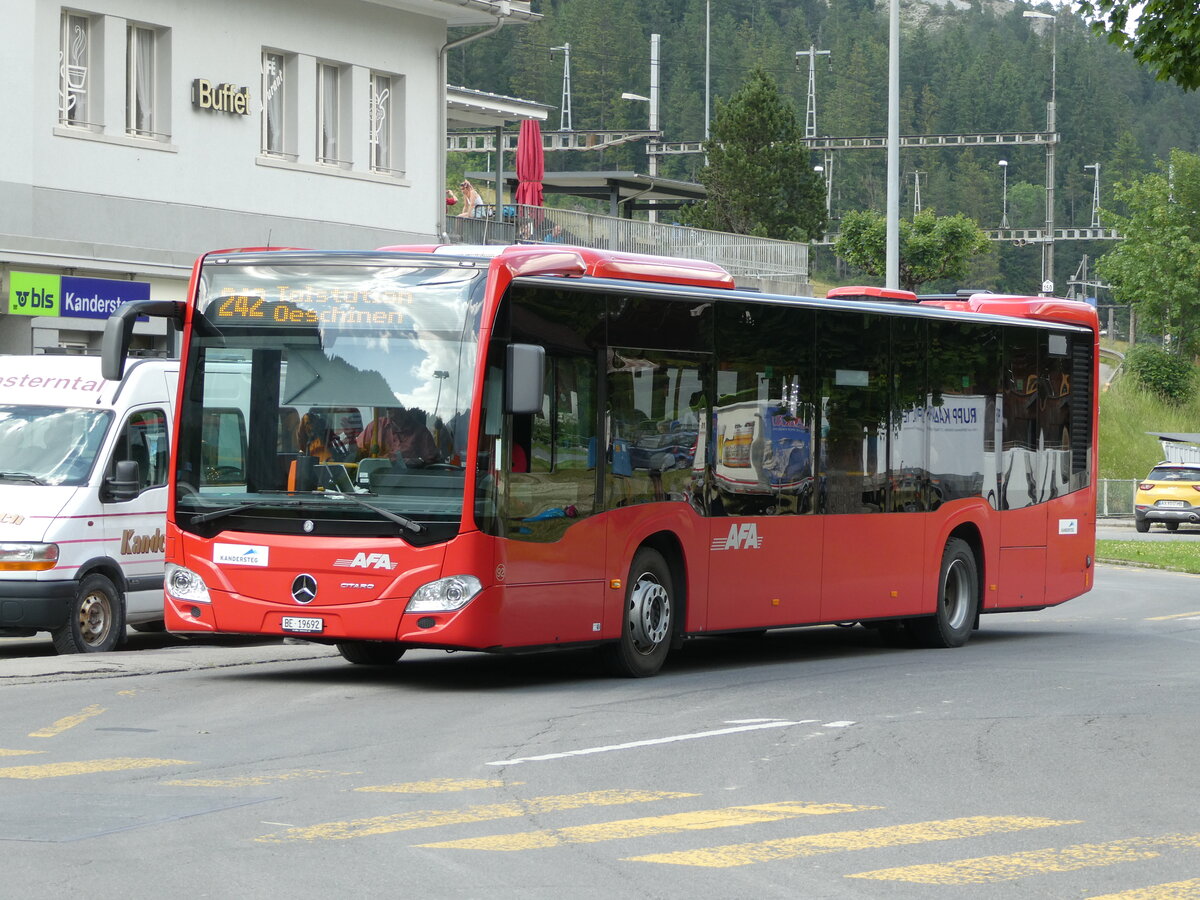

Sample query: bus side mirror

[102,300,186,381]
[505,343,544,415]
[104,460,141,502]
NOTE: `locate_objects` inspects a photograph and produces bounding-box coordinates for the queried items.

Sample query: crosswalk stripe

[0,758,192,779]
[418,801,881,851]
[1089,877,1200,899]
[356,778,517,794]
[255,790,694,843]
[848,834,1200,884]
[624,815,1077,868]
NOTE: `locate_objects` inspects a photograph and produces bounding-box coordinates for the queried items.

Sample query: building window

[126,24,157,137]
[262,51,286,156]
[316,62,341,165]
[369,73,391,173]
[59,11,92,127]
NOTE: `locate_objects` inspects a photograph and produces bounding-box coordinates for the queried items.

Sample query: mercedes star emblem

[291,574,318,604]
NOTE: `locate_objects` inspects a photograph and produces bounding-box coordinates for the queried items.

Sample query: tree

[833,208,992,292]
[1096,149,1200,356]
[1076,0,1200,91]
[678,68,826,241]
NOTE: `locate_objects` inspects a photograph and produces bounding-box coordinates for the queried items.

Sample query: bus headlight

[165,563,211,603]
[0,543,59,572]
[407,575,482,613]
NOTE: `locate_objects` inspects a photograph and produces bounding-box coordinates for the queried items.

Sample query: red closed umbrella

[515,118,544,207]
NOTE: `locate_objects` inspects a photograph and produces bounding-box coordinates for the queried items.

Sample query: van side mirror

[104,459,141,502]
[505,343,544,415]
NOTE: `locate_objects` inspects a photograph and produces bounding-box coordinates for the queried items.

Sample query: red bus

[102,247,1098,676]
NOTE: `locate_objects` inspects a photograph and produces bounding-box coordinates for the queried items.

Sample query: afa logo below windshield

[334,552,398,570]
[710,523,762,551]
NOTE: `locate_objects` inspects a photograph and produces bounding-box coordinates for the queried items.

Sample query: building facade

[1,0,534,356]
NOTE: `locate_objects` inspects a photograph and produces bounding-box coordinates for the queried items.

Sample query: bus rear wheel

[336,641,406,665]
[910,537,978,649]
[603,547,674,678]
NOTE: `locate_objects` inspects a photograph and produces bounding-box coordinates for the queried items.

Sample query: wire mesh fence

[1098,479,1137,518]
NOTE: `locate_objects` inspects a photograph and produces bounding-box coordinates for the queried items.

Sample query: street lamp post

[814,164,831,218]
[998,159,1009,228]
[1024,9,1057,293]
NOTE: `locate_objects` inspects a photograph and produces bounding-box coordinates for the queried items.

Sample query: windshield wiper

[190,493,425,535]
[189,498,305,526]
[0,472,46,485]
[316,493,425,534]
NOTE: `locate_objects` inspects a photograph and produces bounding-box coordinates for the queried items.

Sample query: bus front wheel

[336,641,406,665]
[910,538,978,649]
[603,548,674,677]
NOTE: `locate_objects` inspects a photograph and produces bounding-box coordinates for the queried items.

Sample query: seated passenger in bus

[358,408,440,467]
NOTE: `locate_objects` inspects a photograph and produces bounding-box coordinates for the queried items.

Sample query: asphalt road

[1,564,1198,899]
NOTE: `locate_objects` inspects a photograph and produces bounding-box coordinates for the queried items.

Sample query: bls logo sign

[711,523,762,551]
[8,272,59,317]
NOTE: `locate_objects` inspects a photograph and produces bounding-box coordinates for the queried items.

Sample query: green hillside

[1100,372,1200,479]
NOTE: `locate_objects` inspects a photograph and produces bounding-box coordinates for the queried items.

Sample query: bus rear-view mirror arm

[102,300,186,381]
[505,343,544,415]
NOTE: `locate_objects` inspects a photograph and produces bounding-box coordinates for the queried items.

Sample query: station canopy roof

[467,170,707,215]
[447,86,550,128]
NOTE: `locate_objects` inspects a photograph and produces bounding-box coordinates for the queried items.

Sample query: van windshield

[0,406,112,486]
[174,256,485,546]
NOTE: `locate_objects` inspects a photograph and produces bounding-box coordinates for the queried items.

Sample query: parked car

[1134,462,1200,532]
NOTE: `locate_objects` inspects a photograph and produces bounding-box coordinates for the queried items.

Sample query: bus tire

[910,538,978,649]
[52,573,124,654]
[336,641,406,665]
[603,547,674,678]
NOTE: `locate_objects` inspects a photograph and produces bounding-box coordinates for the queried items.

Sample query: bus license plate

[1159,501,1187,508]
[282,616,324,633]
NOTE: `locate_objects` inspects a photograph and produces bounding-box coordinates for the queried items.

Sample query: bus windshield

[0,405,111,486]
[176,257,486,546]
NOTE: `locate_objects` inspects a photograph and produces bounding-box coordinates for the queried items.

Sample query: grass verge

[1096,539,1200,574]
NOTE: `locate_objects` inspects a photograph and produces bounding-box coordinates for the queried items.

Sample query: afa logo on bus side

[9,272,60,316]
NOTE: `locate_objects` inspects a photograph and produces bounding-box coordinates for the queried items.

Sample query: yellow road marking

[420,801,881,851]
[28,704,106,738]
[165,770,356,787]
[1090,877,1200,899]
[0,749,43,757]
[849,834,1200,884]
[356,778,518,793]
[256,790,694,843]
[626,816,1077,868]
[0,758,193,779]
[1147,612,1200,621]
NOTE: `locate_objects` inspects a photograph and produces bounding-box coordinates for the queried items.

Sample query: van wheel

[603,548,674,677]
[336,641,406,665]
[52,574,123,653]
[909,538,978,649]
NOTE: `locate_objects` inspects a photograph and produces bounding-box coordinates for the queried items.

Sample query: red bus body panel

[160,258,1097,656]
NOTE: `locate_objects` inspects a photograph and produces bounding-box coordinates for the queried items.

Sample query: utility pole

[795,44,832,140]
[551,43,572,131]
[1024,10,1056,294]
[1085,162,1101,228]
[910,170,924,216]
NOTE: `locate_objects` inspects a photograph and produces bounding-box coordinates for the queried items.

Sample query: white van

[0,355,178,653]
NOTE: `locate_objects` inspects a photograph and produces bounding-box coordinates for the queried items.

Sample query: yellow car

[1134,463,1200,532]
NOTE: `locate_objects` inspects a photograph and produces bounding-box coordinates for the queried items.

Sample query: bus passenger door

[490,288,607,648]
[704,302,823,631]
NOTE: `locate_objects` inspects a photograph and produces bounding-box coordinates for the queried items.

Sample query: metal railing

[444,204,811,296]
